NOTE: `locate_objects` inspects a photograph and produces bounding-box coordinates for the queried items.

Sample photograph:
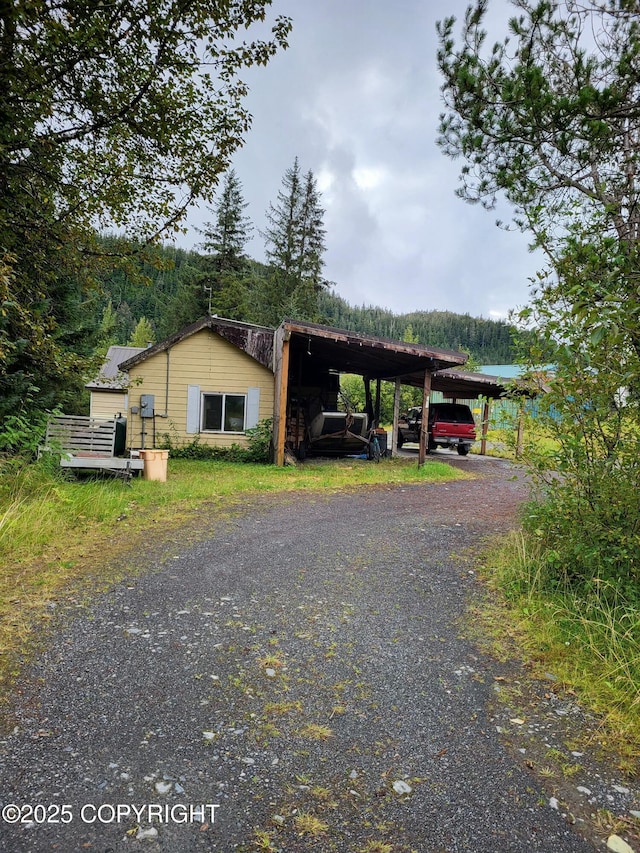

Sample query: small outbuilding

[86,345,145,419]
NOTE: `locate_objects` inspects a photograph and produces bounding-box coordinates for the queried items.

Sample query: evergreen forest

[93,237,520,365]
[2,140,522,430]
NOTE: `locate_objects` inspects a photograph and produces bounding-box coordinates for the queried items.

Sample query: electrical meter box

[140,394,155,418]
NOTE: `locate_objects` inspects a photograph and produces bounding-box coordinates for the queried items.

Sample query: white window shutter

[246,387,260,430]
[186,385,201,433]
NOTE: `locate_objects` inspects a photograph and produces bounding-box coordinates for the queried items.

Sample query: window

[202,393,246,432]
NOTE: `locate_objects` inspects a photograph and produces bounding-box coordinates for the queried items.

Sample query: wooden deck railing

[45,415,117,457]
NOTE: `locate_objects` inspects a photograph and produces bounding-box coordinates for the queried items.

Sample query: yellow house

[117,317,275,450]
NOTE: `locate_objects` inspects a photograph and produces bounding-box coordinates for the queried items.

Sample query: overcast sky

[181,0,542,321]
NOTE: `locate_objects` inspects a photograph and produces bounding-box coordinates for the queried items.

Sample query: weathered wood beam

[273,328,290,466]
[480,398,491,456]
[418,369,432,466]
[364,376,373,424]
[392,378,401,455]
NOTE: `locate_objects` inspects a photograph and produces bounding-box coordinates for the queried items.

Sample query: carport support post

[418,369,432,466]
[392,378,401,455]
[480,397,491,456]
[364,376,373,424]
[273,328,291,466]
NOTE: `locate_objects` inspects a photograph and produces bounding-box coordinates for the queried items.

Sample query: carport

[431,368,510,456]
[272,320,510,466]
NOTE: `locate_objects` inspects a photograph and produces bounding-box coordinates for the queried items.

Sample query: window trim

[201,391,247,434]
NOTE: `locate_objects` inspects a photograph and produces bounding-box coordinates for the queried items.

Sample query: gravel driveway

[0,454,637,852]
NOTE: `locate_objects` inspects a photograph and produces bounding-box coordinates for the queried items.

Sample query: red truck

[397,402,477,456]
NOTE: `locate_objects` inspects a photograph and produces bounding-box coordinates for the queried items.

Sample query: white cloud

[181,0,541,319]
[352,165,388,191]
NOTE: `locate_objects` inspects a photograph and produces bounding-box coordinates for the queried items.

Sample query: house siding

[90,390,128,420]
[126,329,274,449]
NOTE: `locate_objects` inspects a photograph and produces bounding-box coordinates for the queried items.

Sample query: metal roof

[432,368,510,399]
[85,345,146,390]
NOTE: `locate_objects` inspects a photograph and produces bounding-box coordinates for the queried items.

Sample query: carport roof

[431,368,510,399]
[280,319,468,379]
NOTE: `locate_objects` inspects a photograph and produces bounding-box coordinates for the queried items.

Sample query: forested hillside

[317,292,518,364]
[94,240,521,365]
[2,122,521,430]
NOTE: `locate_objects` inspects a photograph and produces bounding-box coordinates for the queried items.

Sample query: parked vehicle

[397,403,477,456]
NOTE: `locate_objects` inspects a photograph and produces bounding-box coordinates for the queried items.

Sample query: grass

[293,813,329,837]
[474,530,640,771]
[473,425,561,459]
[0,453,466,705]
[298,723,334,741]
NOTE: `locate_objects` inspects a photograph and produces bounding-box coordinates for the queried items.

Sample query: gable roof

[112,315,528,402]
[118,316,275,372]
[86,345,146,390]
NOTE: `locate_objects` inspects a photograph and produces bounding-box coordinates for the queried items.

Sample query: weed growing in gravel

[293,812,329,837]
[251,828,278,851]
[538,765,557,779]
[359,842,394,853]
[264,700,303,716]
[257,654,283,671]
[298,722,334,741]
[309,785,334,802]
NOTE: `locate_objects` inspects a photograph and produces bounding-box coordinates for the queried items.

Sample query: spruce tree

[261,158,327,324]
[197,170,254,319]
[200,170,253,275]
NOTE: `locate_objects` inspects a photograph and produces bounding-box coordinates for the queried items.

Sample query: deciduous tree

[0,0,290,425]
[437,0,640,381]
[437,0,640,589]
[128,316,156,348]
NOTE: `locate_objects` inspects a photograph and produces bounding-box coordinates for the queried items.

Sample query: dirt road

[0,455,636,852]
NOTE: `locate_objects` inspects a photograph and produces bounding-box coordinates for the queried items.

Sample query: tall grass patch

[482,527,640,763]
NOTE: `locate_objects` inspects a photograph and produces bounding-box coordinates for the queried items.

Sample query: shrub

[0,409,53,457]
[243,418,273,462]
[157,418,273,464]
